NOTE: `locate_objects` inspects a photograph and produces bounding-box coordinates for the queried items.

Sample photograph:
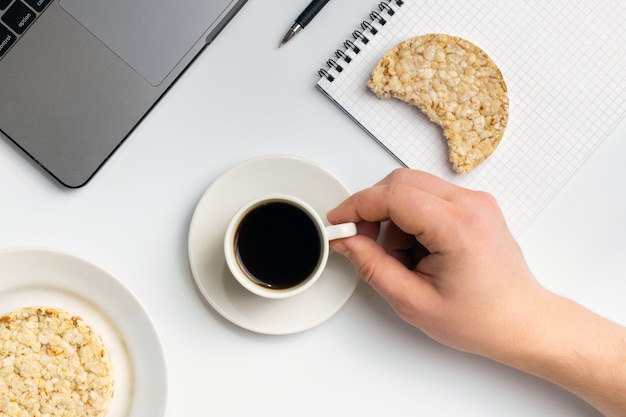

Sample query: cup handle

[325,222,357,241]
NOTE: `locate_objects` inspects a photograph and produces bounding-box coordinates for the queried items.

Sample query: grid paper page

[317,0,626,236]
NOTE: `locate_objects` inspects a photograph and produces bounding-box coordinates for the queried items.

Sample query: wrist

[492,291,626,416]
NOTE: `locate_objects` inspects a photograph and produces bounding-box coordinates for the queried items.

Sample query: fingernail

[330,241,349,256]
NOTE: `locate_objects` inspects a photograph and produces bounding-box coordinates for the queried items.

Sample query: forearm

[494,292,626,417]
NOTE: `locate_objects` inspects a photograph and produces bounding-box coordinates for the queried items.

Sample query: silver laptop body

[0,0,247,187]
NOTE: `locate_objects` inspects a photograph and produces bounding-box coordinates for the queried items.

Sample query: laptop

[0,0,248,187]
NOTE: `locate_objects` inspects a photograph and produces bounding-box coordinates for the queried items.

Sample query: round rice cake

[0,307,114,417]
[368,34,509,173]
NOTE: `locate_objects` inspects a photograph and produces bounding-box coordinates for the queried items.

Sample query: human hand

[327,168,544,357]
[327,168,626,417]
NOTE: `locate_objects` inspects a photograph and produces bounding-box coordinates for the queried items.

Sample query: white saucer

[188,155,359,335]
[0,247,167,417]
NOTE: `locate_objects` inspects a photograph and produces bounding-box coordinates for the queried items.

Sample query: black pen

[279,0,331,47]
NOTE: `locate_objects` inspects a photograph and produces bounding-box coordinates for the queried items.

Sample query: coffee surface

[235,202,322,289]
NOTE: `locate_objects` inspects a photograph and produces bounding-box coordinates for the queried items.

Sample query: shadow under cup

[224,195,356,299]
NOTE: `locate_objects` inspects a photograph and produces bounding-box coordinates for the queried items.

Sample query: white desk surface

[1,1,624,415]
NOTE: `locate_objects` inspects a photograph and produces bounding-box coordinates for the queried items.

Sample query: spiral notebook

[316,0,625,236]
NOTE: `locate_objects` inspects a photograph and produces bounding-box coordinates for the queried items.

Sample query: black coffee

[234,201,322,289]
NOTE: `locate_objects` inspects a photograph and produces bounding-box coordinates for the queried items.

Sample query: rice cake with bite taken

[368,34,509,173]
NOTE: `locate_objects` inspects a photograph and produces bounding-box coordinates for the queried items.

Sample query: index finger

[327,182,460,255]
[375,168,466,202]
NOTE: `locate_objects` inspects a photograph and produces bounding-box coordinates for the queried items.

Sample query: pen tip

[279,23,302,48]
[279,33,293,48]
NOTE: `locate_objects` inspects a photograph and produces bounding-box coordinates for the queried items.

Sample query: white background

[1,0,624,415]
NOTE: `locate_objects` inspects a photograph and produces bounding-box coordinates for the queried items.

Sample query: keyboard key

[23,0,51,13]
[0,23,16,58]
[2,0,35,35]
[0,0,13,11]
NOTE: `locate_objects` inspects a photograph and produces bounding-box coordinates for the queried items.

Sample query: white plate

[0,247,167,417]
[188,155,359,335]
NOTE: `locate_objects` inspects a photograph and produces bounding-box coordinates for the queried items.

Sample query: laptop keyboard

[0,0,52,59]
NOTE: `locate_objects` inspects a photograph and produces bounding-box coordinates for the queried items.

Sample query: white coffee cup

[224,194,357,299]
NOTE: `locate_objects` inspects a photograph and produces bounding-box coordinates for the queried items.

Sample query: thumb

[331,235,436,310]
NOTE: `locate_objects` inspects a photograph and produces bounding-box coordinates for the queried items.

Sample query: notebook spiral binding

[318,0,405,82]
